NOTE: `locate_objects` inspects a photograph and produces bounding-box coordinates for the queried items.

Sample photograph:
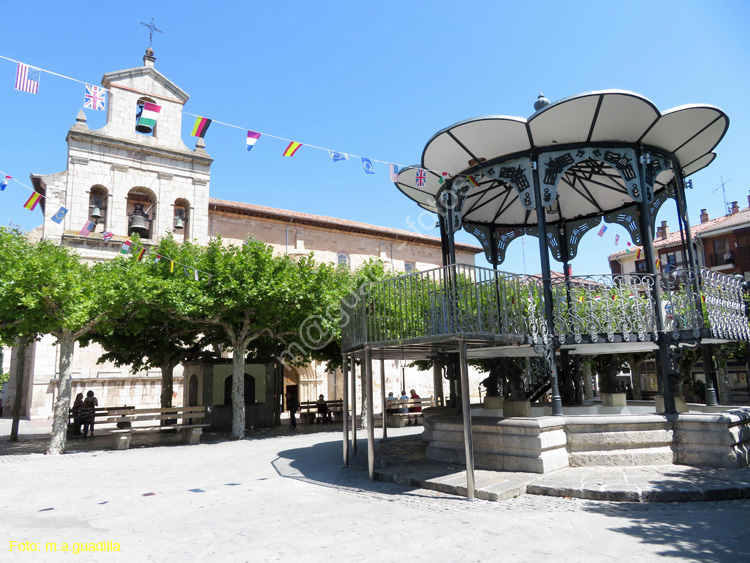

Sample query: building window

[635,260,647,273]
[713,239,733,265]
[404,261,416,274]
[664,253,678,272]
[337,251,350,268]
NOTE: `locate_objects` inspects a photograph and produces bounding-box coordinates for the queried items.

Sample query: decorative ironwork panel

[549,273,658,343]
[564,216,604,261]
[660,269,704,339]
[526,226,563,262]
[484,157,535,211]
[649,187,673,233]
[603,205,642,246]
[464,223,493,263]
[700,269,750,341]
[539,147,643,203]
[496,227,526,265]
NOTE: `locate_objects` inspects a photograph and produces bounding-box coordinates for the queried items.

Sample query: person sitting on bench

[316,394,332,423]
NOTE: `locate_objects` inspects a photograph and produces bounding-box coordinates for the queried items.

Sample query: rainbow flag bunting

[191,116,212,138]
[283,141,302,157]
[23,192,42,211]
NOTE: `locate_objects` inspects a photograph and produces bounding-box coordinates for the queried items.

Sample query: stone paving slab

[4,418,750,503]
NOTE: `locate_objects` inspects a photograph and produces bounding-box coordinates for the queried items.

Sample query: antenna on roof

[712,177,732,215]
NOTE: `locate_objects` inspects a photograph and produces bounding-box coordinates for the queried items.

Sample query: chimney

[731,201,740,215]
[747,194,750,209]
[656,220,669,240]
[700,209,709,224]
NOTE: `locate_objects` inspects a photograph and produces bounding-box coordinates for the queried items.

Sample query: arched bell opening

[126,187,156,239]
[88,185,108,232]
[173,198,190,241]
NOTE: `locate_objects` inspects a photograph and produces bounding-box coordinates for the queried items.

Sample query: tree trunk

[160,361,175,408]
[48,331,75,455]
[9,337,30,442]
[231,345,246,439]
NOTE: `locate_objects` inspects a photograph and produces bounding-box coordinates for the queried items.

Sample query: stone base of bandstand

[421,406,750,474]
[424,414,569,473]
[655,395,689,414]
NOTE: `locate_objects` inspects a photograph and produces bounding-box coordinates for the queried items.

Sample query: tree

[174,237,343,439]
[80,239,218,408]
[0,228,51,441]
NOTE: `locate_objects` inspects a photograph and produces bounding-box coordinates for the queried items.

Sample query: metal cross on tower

[140,18,163,48]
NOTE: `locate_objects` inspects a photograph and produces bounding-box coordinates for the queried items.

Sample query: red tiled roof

[608,210,743,259]
[208,197,482,254]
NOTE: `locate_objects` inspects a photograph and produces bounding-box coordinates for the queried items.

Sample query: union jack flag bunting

[84,84,106,111]
[415,168,427,187]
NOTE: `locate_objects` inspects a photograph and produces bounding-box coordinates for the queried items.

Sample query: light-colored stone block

[112,433,131,450]
[503,400,531,417]
[601,392,627,407]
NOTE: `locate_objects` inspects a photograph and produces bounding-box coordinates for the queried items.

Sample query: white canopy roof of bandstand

[395,90,728,227]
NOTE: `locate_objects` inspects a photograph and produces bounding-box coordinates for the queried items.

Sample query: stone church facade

[1,51,478,422]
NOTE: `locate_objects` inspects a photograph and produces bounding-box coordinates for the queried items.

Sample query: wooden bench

[386,398,433,428]
[68,406,135,435]
[299,399,344,424]
[104,406,208,450]
[640,390,659,401]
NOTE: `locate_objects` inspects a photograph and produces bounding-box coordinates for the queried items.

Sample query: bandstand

[340,91,750,499]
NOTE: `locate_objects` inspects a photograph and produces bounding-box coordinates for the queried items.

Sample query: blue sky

[1,0,748,276]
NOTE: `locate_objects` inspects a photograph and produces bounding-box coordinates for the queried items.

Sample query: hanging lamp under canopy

[394,90,728,264]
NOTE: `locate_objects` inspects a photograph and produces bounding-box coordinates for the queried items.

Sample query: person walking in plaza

[79,390,98,438]
[286,392,299,428]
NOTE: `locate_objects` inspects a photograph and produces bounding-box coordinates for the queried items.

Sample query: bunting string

[0,54,430,175]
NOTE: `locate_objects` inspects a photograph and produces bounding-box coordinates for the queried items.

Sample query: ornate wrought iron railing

[340,264,750,351]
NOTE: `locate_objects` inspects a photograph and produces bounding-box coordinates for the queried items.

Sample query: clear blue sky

[1,0,748,276]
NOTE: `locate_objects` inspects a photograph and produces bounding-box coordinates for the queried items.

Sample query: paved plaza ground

[2,419,750,562]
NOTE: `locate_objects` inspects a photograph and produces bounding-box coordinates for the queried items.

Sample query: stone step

[569,446,675,467]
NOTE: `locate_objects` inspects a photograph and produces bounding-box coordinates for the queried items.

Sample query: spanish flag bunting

[191,116,212,138]
[655,258,661,269]
[611,294,617,301]
[23,192,42,211]
[576,296,584,304]
[136,248,147,261]
[283,141,302,157]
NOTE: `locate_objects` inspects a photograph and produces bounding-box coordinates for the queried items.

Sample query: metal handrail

[340,265,750,350]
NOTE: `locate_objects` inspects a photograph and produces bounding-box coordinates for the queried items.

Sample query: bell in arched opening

[128,203,151,236]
